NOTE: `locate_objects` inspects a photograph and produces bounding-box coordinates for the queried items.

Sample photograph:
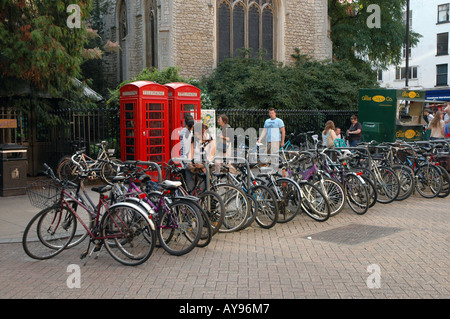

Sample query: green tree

[0,0,99,119]
[329,0,421,69]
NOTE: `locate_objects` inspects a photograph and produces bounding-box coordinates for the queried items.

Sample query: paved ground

[0,180,449,302]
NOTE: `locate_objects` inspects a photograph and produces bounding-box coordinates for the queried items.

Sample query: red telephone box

[120,81,170,166]
[165,82,201,156]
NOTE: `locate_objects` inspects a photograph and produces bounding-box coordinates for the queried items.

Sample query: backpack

[334,138,347,148]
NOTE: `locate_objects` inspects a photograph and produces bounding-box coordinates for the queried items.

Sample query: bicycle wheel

[344,173,369,215]
[102,204,155,266]
[214,183,250,233]
[437,166,450,198]
[66,200,93,249]
[313,177,345,217]
[197,190,225,235]
[252,184,279,229]
[298,181,331,221]
[415,165,442,199]
[240,194,258,230]
[391,165,415,201]
[360,174,377,208]
[196,205,212,248]
[374,166,400,204]
[157,199,203,256]
[57,156,82,183]
[101,158,122,185]
[22,205,76,260]
[270,178,302,223]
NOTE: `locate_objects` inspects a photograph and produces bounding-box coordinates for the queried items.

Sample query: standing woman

[322,120,337,148]
[427,111,445,140]
[347,115,362,147]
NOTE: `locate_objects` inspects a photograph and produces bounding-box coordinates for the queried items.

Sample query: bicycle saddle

[113,176,126,182]
[258,167,277,176]
[92,185,112,194]
[159,180,182,189]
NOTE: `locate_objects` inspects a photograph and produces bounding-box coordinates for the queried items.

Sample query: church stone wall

[101,0,332,87]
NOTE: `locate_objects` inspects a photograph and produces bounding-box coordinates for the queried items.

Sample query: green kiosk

[358,88,446,143]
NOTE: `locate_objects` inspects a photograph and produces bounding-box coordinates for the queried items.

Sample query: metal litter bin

[0,144,28,196]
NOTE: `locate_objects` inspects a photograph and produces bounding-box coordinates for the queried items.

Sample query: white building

[378,0,449,95]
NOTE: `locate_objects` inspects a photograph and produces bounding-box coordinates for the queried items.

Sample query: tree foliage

[329,0,421,69]
[203,49,379,111]
[0,0,93,95]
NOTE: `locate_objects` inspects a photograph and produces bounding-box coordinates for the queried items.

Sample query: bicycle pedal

[93,244,102,252]
[80,251,88,259]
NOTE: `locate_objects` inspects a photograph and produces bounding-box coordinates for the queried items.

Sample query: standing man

[257,108,285,154]
[347,115,362,147]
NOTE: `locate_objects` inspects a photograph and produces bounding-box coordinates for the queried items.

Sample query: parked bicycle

[57,141,122,185]
[23,162,156,266]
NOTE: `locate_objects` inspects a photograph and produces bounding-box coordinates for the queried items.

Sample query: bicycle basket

[26,179,61,209]
[107,149,115,156]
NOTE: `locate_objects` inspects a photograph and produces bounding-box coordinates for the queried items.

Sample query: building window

[377,70,383,82]
[436,64,448,86]
[403,10,412,29]
[437,32,449,56]
[402,44,411,58]
[395,66,418,80]
[438,4,449,23]
[217,0,275,62]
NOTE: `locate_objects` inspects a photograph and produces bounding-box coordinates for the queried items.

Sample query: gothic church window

[218,0,275,62]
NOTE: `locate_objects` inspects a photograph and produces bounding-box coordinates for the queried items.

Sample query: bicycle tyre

[213,183,250,233]
[344,173,369,215]
[100,158,122,185]
[57,156,82,184]
[391,165,415,201]
[22,205,76,260]
[374,166,400,204]
[313,177,345,217]
[415,165,442,199]
[157,199,203,256]
[252,184,279,229]
[437,166,450,198]
[268,177,302,223]
[360,174,377,208]
[196,205,212,248]
[101,204,156,266]
[298,180,331,221]
[197,190,225,235]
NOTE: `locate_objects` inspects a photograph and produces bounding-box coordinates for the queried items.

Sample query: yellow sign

[372,95,386,103]
[396,129,420,139]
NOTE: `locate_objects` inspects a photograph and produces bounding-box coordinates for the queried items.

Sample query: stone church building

[102,0,332,86]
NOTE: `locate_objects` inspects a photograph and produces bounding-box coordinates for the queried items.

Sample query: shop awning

[426,89,450,102]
